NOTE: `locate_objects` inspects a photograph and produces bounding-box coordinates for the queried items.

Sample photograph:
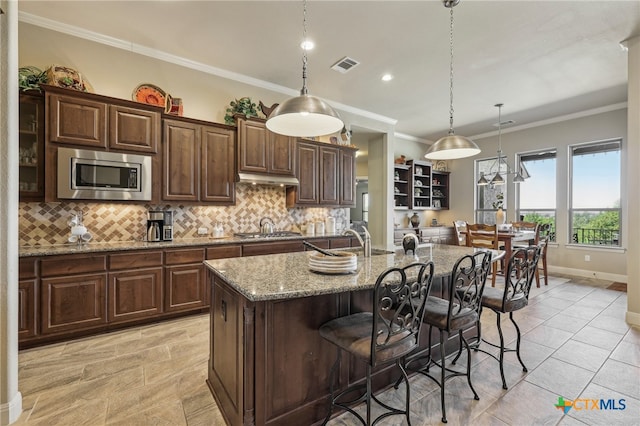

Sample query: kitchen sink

[234,231,301,239]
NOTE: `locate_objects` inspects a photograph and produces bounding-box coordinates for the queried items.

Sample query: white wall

[451,108,628,281]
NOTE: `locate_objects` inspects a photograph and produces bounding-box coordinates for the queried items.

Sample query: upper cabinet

[19,92,45,201]
[393,164,411,209]
[45,85,161,153]
[286,139,357,207]
[163,118,235,204]
[236,116,295,176]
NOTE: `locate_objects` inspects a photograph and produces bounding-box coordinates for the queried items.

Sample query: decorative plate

[434,160,447,171]
[132,83,171,112]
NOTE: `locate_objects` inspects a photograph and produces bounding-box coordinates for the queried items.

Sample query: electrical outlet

[197,227,208,235]
[584,255,591,262]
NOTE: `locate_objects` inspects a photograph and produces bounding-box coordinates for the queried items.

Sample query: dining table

[462,229,537,261]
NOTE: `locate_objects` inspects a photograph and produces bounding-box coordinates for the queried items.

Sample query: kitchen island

[204,244,501,426]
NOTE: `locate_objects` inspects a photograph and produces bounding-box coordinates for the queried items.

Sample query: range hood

[237,172,299,186]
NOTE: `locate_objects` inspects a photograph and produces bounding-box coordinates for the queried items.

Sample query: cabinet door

[18,279,38,340]
[109,105,160,153]
[48,93,108,148]
[19,93,45,201]
[289,141,318,205]
[41,273,107,334]
[237,118,268,173]
[201,125,236,203]
[163,120,200,201]
[108,267,163,322]
[319,145,339,205]
[165,264,206,312]
[339,148,356,206]
[268,132,295,175]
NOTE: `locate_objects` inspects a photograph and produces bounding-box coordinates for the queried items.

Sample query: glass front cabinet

[19,92,45,200]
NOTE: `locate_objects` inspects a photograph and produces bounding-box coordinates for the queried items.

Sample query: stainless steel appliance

[57,147,152,201]
[147,210,173,242]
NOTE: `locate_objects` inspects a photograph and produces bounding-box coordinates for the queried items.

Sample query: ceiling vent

[331,56,360,74]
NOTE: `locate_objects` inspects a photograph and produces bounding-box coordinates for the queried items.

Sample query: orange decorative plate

[132,83,171,112]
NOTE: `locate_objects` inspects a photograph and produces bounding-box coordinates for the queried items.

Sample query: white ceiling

[18,0,640,140]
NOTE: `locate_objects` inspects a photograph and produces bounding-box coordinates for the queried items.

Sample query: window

[569,139,621,246]
[517,150,557,241]
[475,157,506,224]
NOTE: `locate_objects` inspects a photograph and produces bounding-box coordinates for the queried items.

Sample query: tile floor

[13,274,638,425]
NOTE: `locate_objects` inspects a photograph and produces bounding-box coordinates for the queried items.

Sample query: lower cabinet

[18,279,37,340]
[41,273,108,335]
[108,268,163,323]
[165,248,206,312]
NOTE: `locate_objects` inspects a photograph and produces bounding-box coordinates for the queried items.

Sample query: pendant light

[266,0,343,137]
[425,0,480,160]
[477,103,527,186]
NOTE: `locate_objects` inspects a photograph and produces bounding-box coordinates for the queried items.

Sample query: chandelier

[477,103,527,186]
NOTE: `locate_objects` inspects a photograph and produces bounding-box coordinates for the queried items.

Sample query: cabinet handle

[221,300,227,322]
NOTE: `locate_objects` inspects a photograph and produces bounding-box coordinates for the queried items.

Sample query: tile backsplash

[19,184,350,246]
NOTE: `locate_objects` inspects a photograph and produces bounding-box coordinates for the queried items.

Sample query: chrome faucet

[343,226,371,257]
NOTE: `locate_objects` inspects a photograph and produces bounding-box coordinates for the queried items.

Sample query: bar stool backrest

[371,262,434,367]
[503,245,542,308]
[446,251,492,331]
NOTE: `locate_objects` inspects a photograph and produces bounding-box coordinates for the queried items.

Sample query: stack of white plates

[308,251,357,274]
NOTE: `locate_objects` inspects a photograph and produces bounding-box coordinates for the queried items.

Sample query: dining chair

[511,221,540,248]
[319,261,435,425]
[536,223,551,287]
[458,245,541,389]
[399,251,492,424]
[453,220,466,246]
[465,223,500,286]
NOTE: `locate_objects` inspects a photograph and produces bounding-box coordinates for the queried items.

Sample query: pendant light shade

[477,172,489,186]
[265,0,343,137]
[266,93,343,137]
[425,0,480,160]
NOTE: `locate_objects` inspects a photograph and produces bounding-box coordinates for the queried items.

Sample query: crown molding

[19,11,397,126]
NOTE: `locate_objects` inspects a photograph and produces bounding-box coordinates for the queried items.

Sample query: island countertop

[204,244,502,302]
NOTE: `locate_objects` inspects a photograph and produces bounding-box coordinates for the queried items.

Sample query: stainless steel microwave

[57,147,152,201]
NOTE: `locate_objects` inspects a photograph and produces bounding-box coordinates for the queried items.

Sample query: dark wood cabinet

[165,248,206,312]
[241,240,305,257]
[163,118,235,204]
[46,86,160,153]
[288,141,319,205]
[19,92,45,201]
[18,258,38,341]
[236,116,295,176]
[41,273,107,335]
[396,160,451,211]
[320,144,339,205]
[287,139,357,207]
[108,251,164,323]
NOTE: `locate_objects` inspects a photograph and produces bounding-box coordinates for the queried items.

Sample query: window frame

[516,148,557,242]
[475,156,508,224]
[568,138,622,248]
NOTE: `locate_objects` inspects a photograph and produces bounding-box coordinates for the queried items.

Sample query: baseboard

[0,391,22,425]
[548,265,627,283]
[625,311,640,328]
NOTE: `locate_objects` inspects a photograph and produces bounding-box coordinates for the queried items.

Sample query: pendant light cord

[448,7,455,135]
[300,0,309,95]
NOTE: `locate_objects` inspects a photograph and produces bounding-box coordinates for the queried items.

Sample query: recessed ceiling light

[381,74,393,82]
[300,40,314,50]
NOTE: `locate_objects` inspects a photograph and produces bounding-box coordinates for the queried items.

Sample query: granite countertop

[18,233,346,257]
[204,245,504,302]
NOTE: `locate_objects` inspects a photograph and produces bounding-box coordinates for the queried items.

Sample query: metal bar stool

[401,251,492,423]
[458,245,541,389]
[319,261,435,425]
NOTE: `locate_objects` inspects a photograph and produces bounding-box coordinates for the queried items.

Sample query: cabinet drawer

[206,245,242,260]
[329,237,353,249]
[242,240,304,257]
[19,258,38,279]
[165,248,205,265]
[41,254,107,277]
[109,251,163,270]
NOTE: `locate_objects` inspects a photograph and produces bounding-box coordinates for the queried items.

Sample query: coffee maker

[147,210,173,242]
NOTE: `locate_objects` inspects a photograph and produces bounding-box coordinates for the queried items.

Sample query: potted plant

[18,66,48,92]
[224,97,260,125]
